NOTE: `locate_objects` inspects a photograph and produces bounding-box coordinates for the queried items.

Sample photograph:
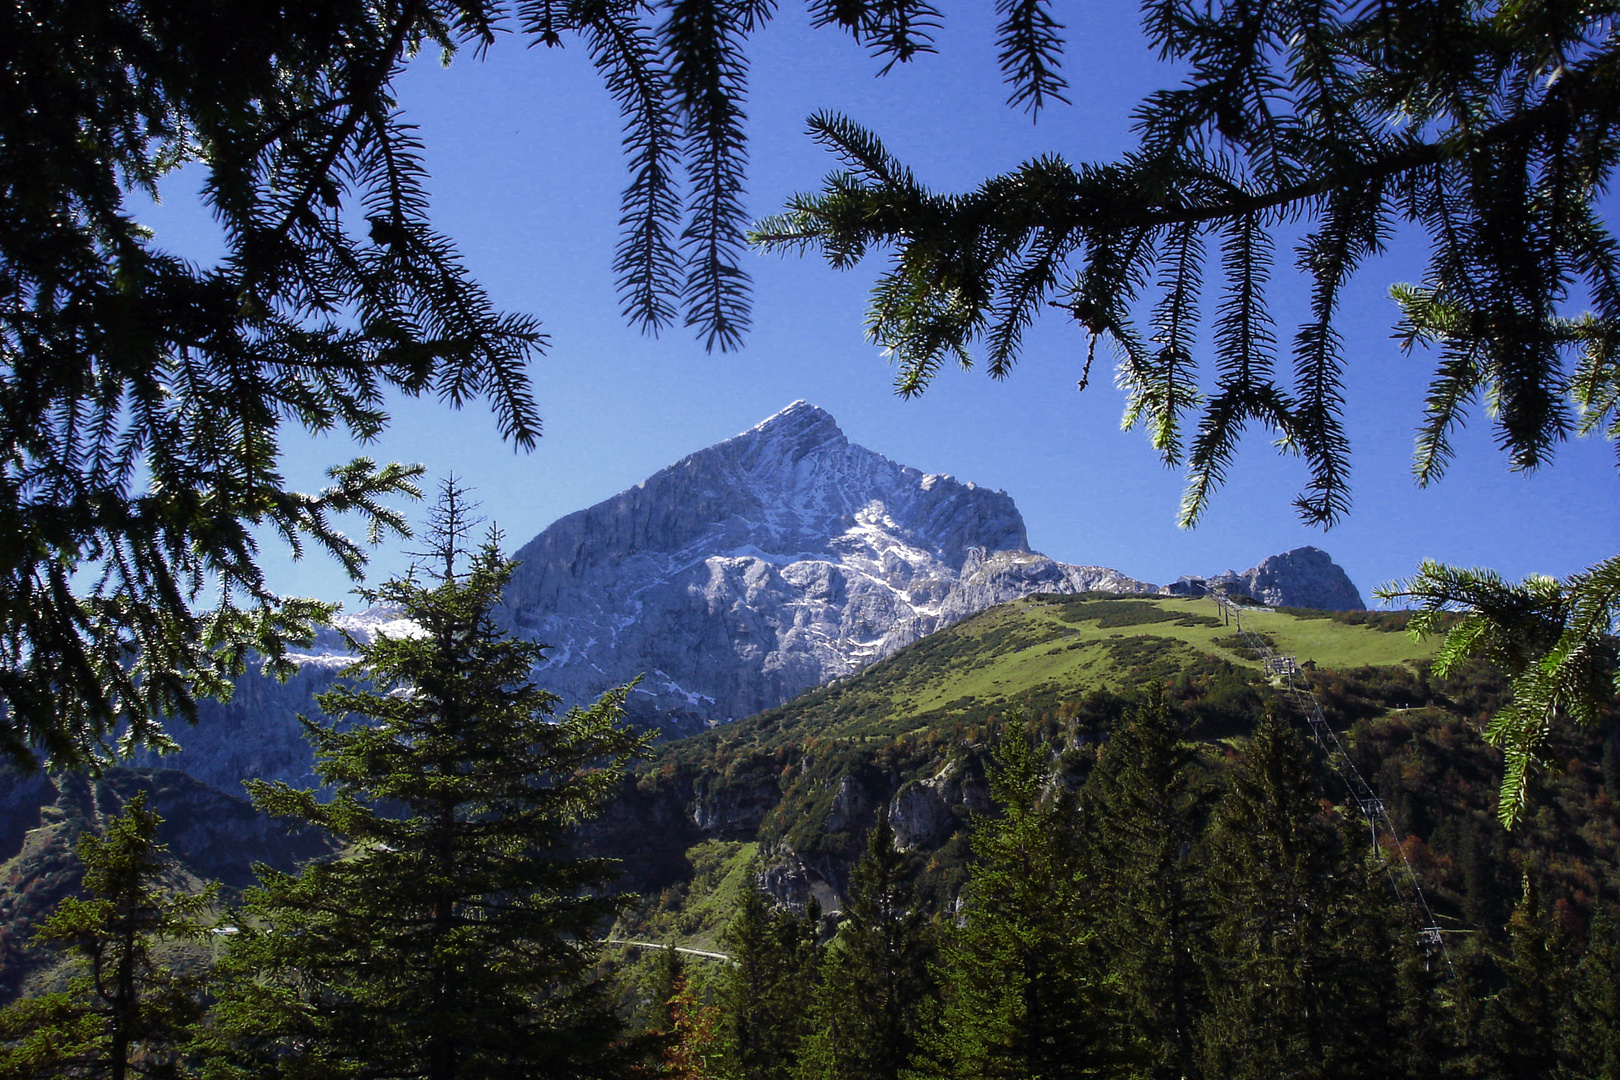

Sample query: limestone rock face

[688,780,780,837]
[888,761,990,850]
[146,663,348,795]
[1160,546,1365,610]
[937,550,1156,624]
[499,401,1154,735]
[825,775,875,836]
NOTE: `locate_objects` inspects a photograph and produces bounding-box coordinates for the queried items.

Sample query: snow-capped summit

[287,605,424,670]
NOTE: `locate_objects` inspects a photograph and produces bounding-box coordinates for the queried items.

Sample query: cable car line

[1209,591,1454,976]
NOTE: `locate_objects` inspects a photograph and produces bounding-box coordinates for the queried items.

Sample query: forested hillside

[606,601,1620,1080]
[589,594,1459,908]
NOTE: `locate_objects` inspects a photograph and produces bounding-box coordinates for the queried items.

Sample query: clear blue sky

[143,0,1620,608]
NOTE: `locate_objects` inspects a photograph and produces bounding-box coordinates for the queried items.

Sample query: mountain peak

[1159,545,1365,610]
[502,402,1038,729]
[752,399,836,433]
[737,400,846,457]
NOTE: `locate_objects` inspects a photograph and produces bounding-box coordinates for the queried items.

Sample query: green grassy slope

[660,593,1442,757]
[899,595,1439,712]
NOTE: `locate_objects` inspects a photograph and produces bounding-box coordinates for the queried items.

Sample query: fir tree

[1388,932,1453,1080]
[202,483,650,1080]
[0,792,212,1080]
[1559,905,1620,1080]
[1484,874,1571,1080]
[1197,709,1412,1080]
[1603,734,1620,806]
[796,813,935,1080]
[641,944,688,1035]
[756,0,1620,526]
[1078,687,1211,1080]
[716,884,819,1080]
[911,734,1128,1080]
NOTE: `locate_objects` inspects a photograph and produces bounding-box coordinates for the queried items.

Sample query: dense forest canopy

[611,681,1620,1080]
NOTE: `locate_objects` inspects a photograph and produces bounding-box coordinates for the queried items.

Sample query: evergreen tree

[910,734,1128,1080]
[757,0,1620,523]
[796,813,935,1080]
[641,944,688,1035]
[0,792,212,1080]
[1603,734,1620,806]
[1197,709,1412,1080]
[716,884,819,1080]
[1079,687,1210,1080]
[1559,905,1620,1080]
[1483,874,1571,1080]
[202,484,650,1080]
[1389,931,1453,1080]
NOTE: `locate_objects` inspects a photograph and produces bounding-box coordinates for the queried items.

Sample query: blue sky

[143,0,1620,607]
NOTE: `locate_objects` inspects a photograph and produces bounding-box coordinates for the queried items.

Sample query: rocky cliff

[137,606,419,794]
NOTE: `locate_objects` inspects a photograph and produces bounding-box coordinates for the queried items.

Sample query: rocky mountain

[1160,546,1366,610]
[499,401,1153,736]
[587,595,1567,945]
[598,621,1619,998]
[132,607,421,796]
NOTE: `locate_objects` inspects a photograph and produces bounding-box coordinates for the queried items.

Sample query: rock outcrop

[888,761,991,850]
[1160,546,1365,610]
